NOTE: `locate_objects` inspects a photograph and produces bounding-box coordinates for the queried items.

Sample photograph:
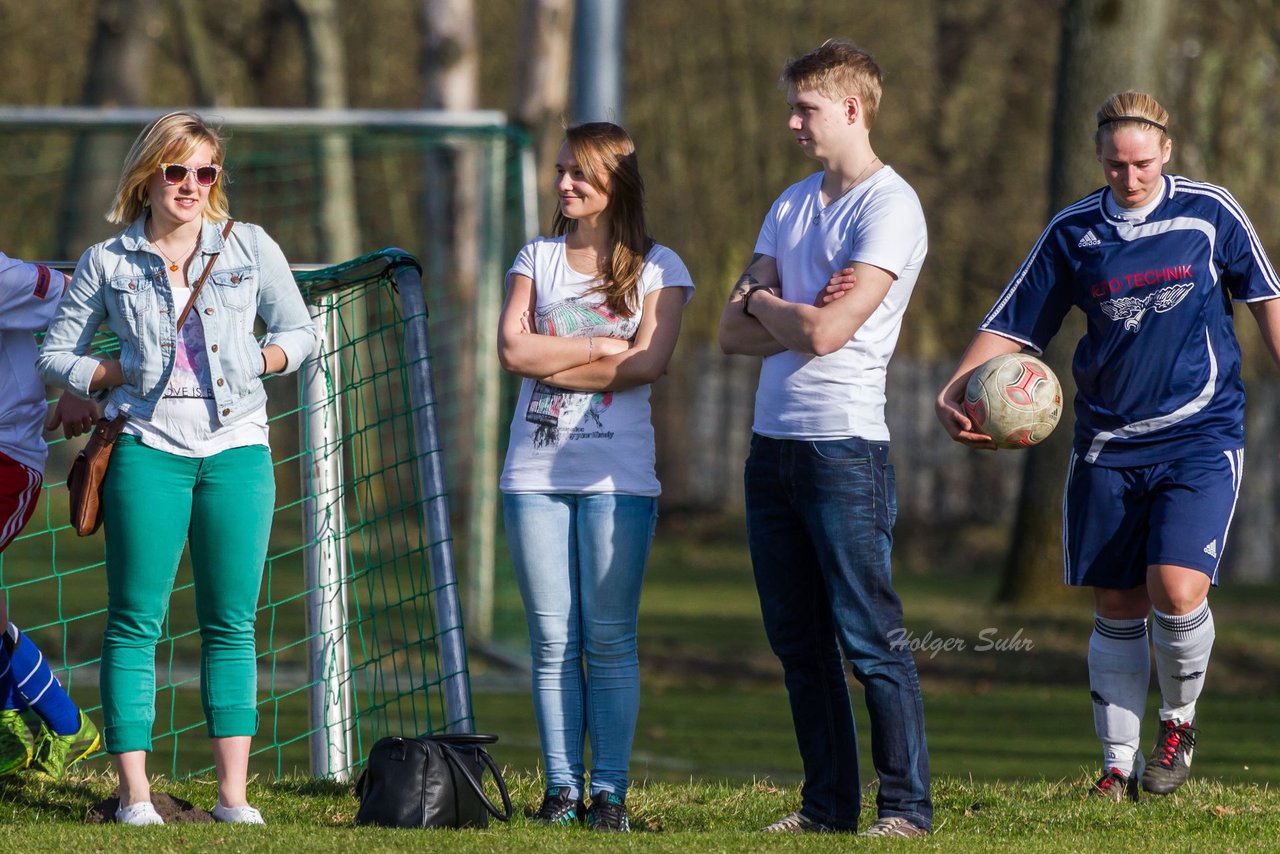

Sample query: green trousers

[101,436,275,753]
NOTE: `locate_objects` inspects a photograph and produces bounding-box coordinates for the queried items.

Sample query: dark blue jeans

[745,434,931,831]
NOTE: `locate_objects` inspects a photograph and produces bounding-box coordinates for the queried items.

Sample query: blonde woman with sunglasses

[38,111,318,826]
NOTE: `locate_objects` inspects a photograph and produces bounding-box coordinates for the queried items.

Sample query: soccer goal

[0,108,535,780]
[6,252,459,781]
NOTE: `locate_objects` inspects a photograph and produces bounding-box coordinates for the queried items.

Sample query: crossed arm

[717,254,896,357]
[497,273,688,393]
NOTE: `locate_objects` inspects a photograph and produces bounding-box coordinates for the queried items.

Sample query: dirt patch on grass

[85,792,213,824]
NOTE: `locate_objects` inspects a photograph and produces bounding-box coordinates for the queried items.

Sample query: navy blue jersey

[981,175,1280,466]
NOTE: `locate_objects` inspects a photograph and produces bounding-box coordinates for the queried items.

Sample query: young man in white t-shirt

[718,39,931,838]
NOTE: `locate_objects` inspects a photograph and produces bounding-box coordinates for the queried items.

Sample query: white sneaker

[116,801,164,826]
[212,802,265,825]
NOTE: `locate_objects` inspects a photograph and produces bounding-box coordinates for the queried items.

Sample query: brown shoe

[859,816,929,837]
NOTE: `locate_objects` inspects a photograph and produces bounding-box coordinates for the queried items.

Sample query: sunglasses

[158,162,222,186]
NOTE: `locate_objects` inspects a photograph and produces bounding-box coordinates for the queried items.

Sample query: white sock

[1088,615,1149,773]
[1151,600,1213,724]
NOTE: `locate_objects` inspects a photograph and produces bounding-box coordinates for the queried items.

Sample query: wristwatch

[741,284,775,317]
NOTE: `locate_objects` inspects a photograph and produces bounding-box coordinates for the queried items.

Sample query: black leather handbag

[354,733,513,828]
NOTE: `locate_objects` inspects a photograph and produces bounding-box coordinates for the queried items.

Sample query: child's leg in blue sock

[1,624,80,735]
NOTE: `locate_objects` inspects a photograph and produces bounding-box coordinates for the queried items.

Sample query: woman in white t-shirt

[497,122,693,832]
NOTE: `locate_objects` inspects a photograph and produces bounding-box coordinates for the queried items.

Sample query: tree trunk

[513,0,574,232]
[290,0,376,526]
[57,0,157,258]
[997,0,1173,605]
[294,0,362,262]
[422,0,494,641]
[172,0,221,106]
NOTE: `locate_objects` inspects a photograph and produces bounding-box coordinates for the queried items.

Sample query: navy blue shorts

[1062,449,1243,589]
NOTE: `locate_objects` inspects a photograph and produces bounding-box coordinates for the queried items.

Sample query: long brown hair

[552,122,654,318]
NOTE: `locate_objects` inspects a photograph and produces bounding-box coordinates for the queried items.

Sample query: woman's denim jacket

[37,217,319,424]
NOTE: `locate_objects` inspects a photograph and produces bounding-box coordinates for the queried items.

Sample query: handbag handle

[427,732,499,746]
[442,744,513,822]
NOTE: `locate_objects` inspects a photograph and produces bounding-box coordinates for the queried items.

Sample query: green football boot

[28,710,100,778]
[0,709,34,776]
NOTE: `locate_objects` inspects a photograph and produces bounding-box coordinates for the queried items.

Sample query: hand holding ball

[963,353,1062,449]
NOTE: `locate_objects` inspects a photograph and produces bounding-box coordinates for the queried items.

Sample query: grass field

[2,515,1279,850]
[472,516,1280,788]
[3,768,1279,851]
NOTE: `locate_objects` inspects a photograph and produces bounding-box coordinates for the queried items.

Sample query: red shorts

[0,452,42,553]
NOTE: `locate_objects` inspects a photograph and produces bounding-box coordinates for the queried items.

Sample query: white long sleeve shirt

[1,253,63,472]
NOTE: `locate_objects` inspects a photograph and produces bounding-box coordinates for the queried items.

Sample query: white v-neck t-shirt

[751,166,928,441]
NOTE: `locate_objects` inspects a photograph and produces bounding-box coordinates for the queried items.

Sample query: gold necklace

[836,157,881,197]
[815,158,882,223]
[147,222,197,273]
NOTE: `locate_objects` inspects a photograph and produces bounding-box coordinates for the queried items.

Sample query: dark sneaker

[859,816,930,837]
[534,787,584,825]
[586,792,629,832]
[1090,767,1137,802]
[762,810,834,833]
[1141,719,1196,795]
[0,709,33,776]
[1091,752,1143,802]
[28,710,100,778]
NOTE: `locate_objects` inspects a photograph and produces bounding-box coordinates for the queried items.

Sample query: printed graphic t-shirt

[499,237,694,496]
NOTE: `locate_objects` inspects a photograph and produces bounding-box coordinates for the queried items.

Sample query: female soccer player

[38,112,318,825]
[936,91,1280,800]
[497,122,693,831]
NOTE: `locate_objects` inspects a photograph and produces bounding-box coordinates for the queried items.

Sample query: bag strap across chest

[174,218,235,332]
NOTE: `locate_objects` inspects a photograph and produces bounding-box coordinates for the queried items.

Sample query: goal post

[295,249,473,779]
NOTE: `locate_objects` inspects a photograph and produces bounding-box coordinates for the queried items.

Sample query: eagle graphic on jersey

[1100,281,1196,332]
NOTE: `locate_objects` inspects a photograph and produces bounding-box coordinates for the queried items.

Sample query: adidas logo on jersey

[1077,230,1102,248]
[1203,540,1218,558]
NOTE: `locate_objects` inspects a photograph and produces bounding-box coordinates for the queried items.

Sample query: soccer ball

[963,353,1063,449]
